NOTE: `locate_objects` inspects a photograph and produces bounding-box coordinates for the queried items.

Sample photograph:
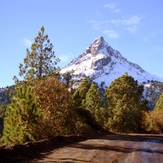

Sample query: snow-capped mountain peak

[61,36,163,86]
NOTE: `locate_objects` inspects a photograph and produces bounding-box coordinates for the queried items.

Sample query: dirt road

[31,134,163,163]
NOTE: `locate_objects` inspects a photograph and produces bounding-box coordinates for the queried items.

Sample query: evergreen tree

[61,70,75,93]
[72,77,91,108]
[70,77,94,131]
[154,94,163,110]
[0,104,7,133]
[85,82,108,129]
[2,82,42,144]
[0,105,7,136]
[105,73,148,133]
[0,105,7,118]
[85,82,102,112]
[16,26,60,81]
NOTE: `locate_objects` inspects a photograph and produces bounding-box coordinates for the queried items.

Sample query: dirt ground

[1,132,163,163]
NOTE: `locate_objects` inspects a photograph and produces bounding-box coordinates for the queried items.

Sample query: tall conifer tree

[154,94,163,110]
[85,82,108,129]
[105,73,148,133]
[85,82,102,112]
[17,26,60,81]
[72,77,91,108]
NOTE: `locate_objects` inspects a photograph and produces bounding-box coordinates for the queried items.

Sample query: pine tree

[2,82,42,144]
[0,105,7,136]
[16,26,60,81]
[85,82,108,129]
[0,105,7,118]
[105,73,148,133]
[61,70,75,93]
[154,94,163,110]
[70,77,94,131]
[72,77,91,109]
[85,82,102,112]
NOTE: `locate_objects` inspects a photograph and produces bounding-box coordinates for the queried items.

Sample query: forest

[0,26,163,146]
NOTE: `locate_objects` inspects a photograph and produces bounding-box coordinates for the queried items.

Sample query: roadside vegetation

[0,26,163,146]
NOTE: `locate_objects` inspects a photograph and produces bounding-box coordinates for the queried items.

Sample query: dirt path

[30,134,163,163]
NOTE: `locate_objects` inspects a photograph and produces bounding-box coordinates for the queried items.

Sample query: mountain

[60,36,163,87]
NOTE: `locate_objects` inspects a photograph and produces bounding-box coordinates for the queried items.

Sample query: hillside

[61,36,163,87]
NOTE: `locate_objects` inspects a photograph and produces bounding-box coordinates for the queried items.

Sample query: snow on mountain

[61,36,163,86]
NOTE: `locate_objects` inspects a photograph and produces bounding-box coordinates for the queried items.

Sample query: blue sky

[0,0,163,87]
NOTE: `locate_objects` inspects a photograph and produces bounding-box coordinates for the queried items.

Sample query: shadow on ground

[0,131,109,163]
[0,132,163,163]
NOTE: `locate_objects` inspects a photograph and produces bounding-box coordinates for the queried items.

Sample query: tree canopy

[154,94,163,110]
[105,73,148,133]
[16,26,60,81]
[33,76,71,137]
[72,77,91,109]
[2,82,42,144]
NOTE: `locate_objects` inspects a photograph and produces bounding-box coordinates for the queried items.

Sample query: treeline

[0,26,163,146]
[1,73,163,145]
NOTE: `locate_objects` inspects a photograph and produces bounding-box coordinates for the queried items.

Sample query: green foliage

[84,82,108,129]
[16,26,60,81]
[84,82,102,111]
[0,105,7,136]
[154,94,163,110]
[0,105,7,118]
[2,82,42,144]
[60,70,77,95]
[72,77,91,108]
[71,80,108,131]
[61,70,74,91]
[71,78,104,132]
[105,73,148,133]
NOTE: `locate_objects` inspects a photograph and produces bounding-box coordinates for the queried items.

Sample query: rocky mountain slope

[61,36,163,87]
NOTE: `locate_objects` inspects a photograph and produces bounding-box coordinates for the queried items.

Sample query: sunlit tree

[15,26,60,81]
[2,82,42,144]
[105,73,148,133]
[34,76,72,137]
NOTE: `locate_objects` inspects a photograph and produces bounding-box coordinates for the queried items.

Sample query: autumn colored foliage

[1,26,163,146]
[33,77,72,137]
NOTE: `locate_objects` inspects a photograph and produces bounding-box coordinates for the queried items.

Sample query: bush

[2,82,42,145]
[33,76,73,138]
[142,110,163,133]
